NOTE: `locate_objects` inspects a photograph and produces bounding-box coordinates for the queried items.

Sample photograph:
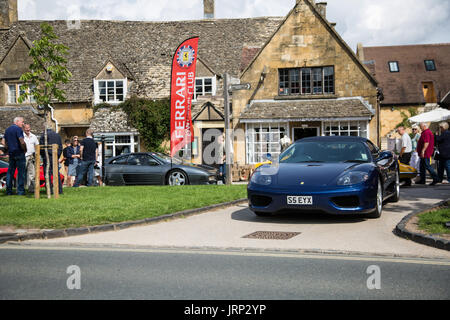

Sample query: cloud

[17,0,450,51]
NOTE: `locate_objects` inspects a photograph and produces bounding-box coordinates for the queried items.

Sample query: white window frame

[322,121,368,138]
[94,78,128,105]
[245,122,289,164]
[103,133,140,158]
[7,83,36,104]
[194,76,216,101]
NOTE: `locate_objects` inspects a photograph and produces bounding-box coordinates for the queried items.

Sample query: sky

[18,0,450,52]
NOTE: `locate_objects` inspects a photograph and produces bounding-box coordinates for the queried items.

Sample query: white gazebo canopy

[409,108,450,123]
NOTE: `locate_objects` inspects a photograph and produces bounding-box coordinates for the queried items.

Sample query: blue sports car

[247,137,400,219]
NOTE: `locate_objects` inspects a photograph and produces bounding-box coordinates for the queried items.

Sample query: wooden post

[35,145,40,199]
[52,144,59,199]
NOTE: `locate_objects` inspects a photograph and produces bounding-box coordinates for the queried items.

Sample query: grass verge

[417,205,450,235]
[0,185,247,230]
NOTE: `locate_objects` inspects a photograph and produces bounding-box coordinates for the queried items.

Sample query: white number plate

[287,196,313,205]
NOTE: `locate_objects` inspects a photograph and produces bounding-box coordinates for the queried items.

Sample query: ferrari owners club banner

[170,37,199,157]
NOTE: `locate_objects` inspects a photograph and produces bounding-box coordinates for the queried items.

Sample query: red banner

[170,37,199,157]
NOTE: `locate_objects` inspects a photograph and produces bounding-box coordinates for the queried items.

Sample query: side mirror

[376,151,393,163]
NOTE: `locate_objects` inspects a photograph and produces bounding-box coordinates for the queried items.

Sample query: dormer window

[194,77,216,100]
[7,83,36,104]
[94,79,127,105]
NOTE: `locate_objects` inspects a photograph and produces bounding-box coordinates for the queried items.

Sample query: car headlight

[336,171,369,186]
[250,173,273,186]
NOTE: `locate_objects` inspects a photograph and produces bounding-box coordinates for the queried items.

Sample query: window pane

[302,68,311,94]
[204,78,212,86]
[389,62,399,72]
[289,69,300,95]
[116,81,123,88]
[8,85,16,103]
[107,81,115,88]
[279,69,289,95]
[99,81,106,88]
[424,60,436,71]
[117,95,124,101]
[99,95,106,102]
[324,67,334,94]
[312,68,323,94]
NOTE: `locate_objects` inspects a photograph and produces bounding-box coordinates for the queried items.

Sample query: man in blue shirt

[73,129,98,187]
[1,117,27,195]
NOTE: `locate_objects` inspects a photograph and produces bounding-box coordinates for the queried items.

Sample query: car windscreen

[152,153,183,165]
[279,141,371,164]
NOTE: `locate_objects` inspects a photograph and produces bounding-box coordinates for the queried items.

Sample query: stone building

[232,0,379,165]
[357,43,450,141]
[0,0,380,167]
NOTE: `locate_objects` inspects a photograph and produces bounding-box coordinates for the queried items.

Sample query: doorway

[422,82,437,103]
[292,127,319,142]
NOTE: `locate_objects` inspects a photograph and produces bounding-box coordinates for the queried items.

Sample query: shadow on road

[231,206,367,225]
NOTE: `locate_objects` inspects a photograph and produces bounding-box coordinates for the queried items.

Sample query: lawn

[417,205,450,235]
[0,185,247,229]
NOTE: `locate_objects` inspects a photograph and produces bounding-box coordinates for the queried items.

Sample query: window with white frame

[7,83,36,104]
[323,121,368,138]
[104,134,139,159]
[194,77,216,100]
[94,79,127,104]
[246,123,288,164]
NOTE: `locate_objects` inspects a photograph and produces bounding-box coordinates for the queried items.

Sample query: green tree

[18,22,72,199]
[119,97,171,153]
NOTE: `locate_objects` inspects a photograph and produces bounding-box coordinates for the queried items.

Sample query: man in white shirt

[396,126,413,165]
[23,123,40,193]
[280,133,292,152]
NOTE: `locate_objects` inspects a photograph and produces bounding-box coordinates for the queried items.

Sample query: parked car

[104,152,218,186]
[0,159,65,190]
[248,136,400,219]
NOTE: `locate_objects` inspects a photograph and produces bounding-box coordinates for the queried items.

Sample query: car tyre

[367,178,383,219]
[167,170,189,186]
[390,170,400,203]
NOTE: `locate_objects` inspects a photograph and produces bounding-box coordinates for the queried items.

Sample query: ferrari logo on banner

[170,37,199,157]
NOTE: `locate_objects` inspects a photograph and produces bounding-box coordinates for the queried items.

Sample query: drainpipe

[48,104,59,133]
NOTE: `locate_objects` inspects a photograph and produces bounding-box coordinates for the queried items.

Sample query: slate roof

[239,98,375,121]
[361,43,450,105]
[0,18,284,103]
[0,106,45,135]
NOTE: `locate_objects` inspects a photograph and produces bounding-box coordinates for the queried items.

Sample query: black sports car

[104,152,218,186]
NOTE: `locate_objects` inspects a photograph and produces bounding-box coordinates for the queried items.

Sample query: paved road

[0,245,449,300]
[27,185,450,258]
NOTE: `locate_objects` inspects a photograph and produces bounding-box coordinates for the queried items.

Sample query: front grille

[250,195,272,207]
[331,196,360,208]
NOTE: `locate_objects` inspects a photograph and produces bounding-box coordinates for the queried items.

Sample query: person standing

[23,124,40,193]
[94,141,103,186]
[67,137,81,186]
[416,122,439,186]
[73,129,98,187]
[410,125,421,172]
[60,139,71,187]
[2,117,27,195]
[280,133,292,153]
[435,122,450,184]
[396,126,412,165]
[39,127,63,194]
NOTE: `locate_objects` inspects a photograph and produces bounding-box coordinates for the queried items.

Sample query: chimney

[203,0,214,19]
[316,2,327,18]
[0,0,17,29]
